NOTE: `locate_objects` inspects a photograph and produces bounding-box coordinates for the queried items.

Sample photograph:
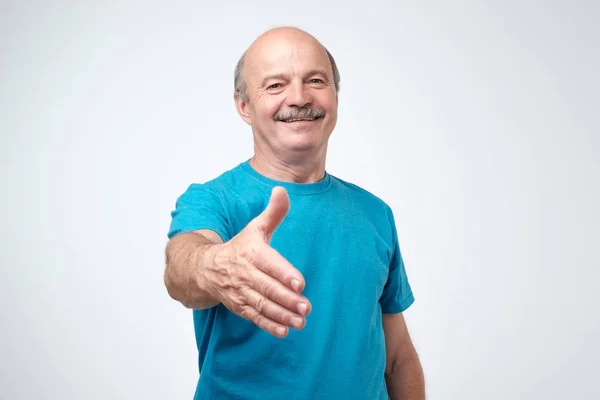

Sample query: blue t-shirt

[168,160,414,400]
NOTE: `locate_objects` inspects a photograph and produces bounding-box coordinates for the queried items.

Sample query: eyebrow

[260,69,330,87]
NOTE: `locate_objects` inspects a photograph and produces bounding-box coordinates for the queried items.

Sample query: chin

[284,139,317,152]
[283,135,327,153]
[288,144,318,153]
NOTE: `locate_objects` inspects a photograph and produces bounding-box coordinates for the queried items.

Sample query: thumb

[253,186,290,241]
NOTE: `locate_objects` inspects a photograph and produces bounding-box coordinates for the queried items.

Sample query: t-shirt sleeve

[379,206,415,314]
[167,184,231,241]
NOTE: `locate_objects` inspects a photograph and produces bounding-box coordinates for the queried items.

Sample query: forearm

[385,350,425,400]
[164,232,221,309]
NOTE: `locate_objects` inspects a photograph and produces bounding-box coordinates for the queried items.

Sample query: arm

[164,187,311,337]
[383,312,425,400]
[164,229,223,309]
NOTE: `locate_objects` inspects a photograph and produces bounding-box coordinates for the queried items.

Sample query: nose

[285,81,312,108]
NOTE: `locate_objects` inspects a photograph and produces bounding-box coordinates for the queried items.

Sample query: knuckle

[255,296,267,314]
[233,290,247,305]
[259,280,274,299]
[279,311,290,325]
[251,312,262,326]
[227,294,245,313]
[238,304,254,320]
[229,267,248,287]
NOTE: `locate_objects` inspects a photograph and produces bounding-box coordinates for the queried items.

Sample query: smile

[281,117,322,123]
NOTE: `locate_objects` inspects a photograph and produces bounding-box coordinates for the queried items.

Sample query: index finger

[252,243,306,293]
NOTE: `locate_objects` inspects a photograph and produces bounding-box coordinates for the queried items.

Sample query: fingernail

[291,317,304,329]
[276,327,286,337]
[297,302,307,315]
[291,279,300,292]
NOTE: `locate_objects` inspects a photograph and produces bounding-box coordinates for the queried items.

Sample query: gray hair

[234,48,341,102]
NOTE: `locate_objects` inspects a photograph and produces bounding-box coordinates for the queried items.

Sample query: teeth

[285,118,315,122]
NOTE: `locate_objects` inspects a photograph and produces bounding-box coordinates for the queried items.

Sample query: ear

[234,92,252,126]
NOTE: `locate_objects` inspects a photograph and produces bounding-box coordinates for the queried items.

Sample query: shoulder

[171,163,250,216]
[328,174,399,246]
[179,162,246,197]
[329,174,393,215]
[169,162,250,240]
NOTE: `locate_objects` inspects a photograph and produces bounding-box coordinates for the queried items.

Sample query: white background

[1,1,599,399]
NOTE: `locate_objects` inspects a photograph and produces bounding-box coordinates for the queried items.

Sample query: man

[164,27,425,399]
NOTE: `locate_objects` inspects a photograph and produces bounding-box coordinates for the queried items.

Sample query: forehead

[245,35,331,81]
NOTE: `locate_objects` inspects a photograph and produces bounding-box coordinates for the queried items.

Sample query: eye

[309,78,325,84]
[267,83,282,89]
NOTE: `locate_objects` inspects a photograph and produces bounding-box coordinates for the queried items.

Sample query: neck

[250,148,327,183]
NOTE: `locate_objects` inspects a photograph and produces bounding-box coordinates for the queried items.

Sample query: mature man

[164,27,425,399]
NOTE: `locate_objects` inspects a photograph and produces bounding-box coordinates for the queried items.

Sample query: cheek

[322,92,338,125]
[317,90,337,112]
[259,97,284,119]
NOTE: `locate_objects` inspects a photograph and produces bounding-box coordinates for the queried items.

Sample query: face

[235,31,338,157]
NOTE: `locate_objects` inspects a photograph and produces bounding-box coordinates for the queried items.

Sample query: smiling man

[164,27,425,400]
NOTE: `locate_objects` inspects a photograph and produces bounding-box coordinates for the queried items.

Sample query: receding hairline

[234,28,340,101]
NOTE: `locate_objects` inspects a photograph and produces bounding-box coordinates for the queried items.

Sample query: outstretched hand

[203,186,311,338]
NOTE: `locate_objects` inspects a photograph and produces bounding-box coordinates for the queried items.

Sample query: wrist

[195,242,223,302]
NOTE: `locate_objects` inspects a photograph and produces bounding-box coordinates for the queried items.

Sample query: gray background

[1,0,599,399]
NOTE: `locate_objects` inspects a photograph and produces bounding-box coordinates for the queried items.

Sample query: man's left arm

[383,312,425,400]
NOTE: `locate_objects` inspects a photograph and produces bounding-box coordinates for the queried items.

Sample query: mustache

[274,107,325,121]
